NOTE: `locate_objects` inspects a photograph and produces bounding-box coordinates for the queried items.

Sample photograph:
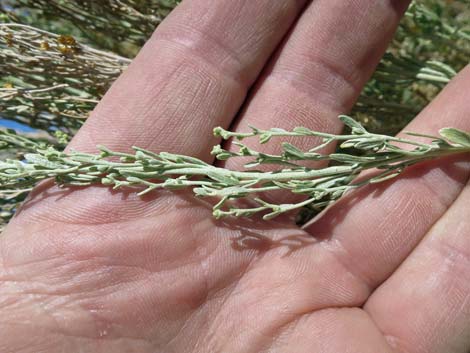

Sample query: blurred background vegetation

[0,0,469,230]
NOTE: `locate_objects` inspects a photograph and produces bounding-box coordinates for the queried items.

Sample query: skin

[1,0,470,352]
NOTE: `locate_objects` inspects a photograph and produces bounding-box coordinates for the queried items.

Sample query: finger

[222,0,410,175]
[304,65,470,292]
[364,181,470,353]
[69,0,308,159]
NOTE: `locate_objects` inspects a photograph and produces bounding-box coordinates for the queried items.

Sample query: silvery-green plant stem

[1,116,470,220]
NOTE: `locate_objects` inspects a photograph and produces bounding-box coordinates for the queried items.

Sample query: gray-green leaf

[339,115,366,133]
[207,171,239,185]
[439,128,470,147]
[282,143,305,159]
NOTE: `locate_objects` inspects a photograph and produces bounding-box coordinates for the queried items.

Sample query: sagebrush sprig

[1,116,469,220]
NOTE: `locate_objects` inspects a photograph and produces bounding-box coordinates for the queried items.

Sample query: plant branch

[2,116,469,221]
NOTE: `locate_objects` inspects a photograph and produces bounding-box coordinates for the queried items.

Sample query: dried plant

[3,0,180,56]
[0,23,130,133]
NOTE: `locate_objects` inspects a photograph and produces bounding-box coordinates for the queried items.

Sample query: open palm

[2,1,470,352]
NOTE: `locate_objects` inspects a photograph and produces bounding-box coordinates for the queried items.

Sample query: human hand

[2,0,470,352]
